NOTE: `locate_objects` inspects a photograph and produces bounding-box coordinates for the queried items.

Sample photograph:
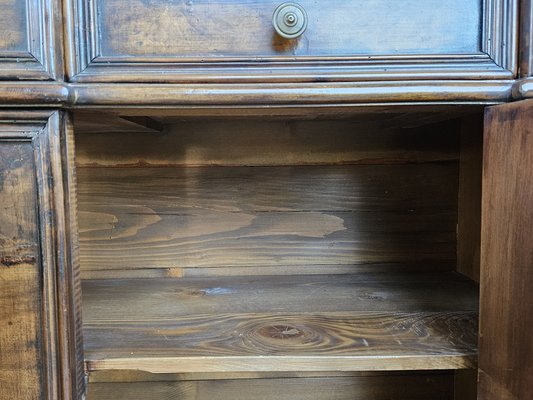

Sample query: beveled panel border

[65,0,518,83]
[0,111,85,399]
[0,0,62,80]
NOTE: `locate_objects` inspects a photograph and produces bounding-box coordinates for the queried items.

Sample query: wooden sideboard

[0,1,532,399]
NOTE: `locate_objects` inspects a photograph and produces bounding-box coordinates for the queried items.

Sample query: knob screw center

[285,13,297,26]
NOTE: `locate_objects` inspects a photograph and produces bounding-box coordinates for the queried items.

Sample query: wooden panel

[87,373,455,400]
[0,140,43,400]
[83,272,478,374]
[77,164,458,277]
[82,272,479,321]
[0,0,27,52]
[457,115,483,282]
[97,0,481,58]
[479,99,533,399]
[75,119,461,167]
[0,112,84,400]
[67,0,517,82]
[0,0,61,80]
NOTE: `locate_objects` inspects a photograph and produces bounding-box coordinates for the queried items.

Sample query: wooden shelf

[82,271,478,374]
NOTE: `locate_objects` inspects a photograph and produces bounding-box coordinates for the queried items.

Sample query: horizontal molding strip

[0,80,518,108]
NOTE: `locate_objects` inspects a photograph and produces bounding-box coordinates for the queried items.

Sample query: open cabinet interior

[73,107,484,400]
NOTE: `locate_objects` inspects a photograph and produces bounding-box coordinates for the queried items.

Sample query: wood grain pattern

[75,118,461,167]
[0,0,62,80]
[83,272,478,374]
[67,82,514,108]
[87,373,455,400]
[66,0,516,82]
[77,164,458,277]
[97,0,481,57]
[0,112,85,400]
[57,113,87,400]
[479,99,533,399]
[82,272,479,321]
[0,139,44,400]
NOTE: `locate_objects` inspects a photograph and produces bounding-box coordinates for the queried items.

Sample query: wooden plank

[75,118,461,167]
[87,373,455,400]
[82,272,478,321]
[86,369,449,383]
[83,272,478,374]
[72,105,483,121]
[85,311,477,373]
[77,164,458,277]
[478,99,533,399]
[80,262,456,280]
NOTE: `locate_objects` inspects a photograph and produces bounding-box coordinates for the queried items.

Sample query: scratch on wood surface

[0,255,36,267]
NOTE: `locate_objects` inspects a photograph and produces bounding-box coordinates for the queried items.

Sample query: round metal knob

[272,3,308,39]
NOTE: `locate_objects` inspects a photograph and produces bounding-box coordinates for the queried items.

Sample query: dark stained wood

[0,136,44,400]
[72,105,482,124]
[57,113,87,400]
[0,82,68,106]
[520,0,533,77]
[87,373,455,400]
[75,118,461,167]
[98,0,482,57]
[67,82,513,108]
[73,113,164,134]
[457,115,483,282]
[82,272,479,321]
[0,0,27,52]
[0,0,62,80]
[65,0,516,82]
[455,369,478,400]
[0,112,84,400]
[77,164,458,278]
[479,99,533,399]
[83,272,478,374]
[86,369,449,383]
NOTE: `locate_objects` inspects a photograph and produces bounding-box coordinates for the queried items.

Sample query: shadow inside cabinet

[72,107,483,400]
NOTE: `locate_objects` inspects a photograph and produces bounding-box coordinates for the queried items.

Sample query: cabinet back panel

[76,120,459,279]
[76,119,459,167]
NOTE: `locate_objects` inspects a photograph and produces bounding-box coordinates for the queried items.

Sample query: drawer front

[97,0,480,59]
[0,0,60,80]
[68,0,517,82]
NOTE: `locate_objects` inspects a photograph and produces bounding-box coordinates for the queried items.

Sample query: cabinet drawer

[68,0,517,83]
[0,0,60,80]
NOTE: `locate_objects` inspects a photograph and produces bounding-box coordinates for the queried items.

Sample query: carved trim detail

[0,0,61,80]
[0,112,85,399]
